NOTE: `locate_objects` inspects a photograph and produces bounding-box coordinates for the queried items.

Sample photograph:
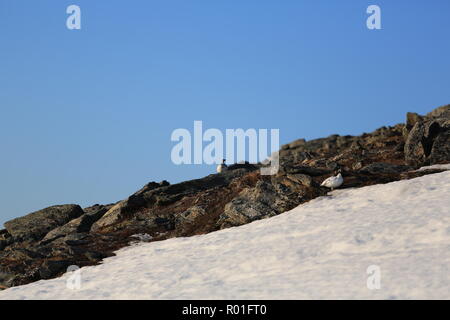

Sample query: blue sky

[1,0,449,227]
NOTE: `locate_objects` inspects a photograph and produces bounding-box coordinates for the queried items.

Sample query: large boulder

[4,205,84,241]
[404,105,450,166]
[404,121,427,166]
[429,127,450,164]
[406,112,424,129]
[217,175,323,228]
[42,205,109,242]
[218,181,280,227]
[90,201,128,232]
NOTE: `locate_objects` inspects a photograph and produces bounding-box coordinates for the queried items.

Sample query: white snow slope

[1,170,450,300]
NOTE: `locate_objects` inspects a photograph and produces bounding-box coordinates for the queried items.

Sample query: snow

[415,163,450,172]
[1,171,449,300]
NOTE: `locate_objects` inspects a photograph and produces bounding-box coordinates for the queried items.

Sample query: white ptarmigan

[320,171,344,191]
[216,159,228,173]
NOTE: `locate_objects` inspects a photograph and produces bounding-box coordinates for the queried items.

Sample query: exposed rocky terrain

[1,104,449,289]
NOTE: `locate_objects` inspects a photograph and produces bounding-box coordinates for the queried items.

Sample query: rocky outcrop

[91,168,256,232]
[218,175,324,228]
[42,205,110,243]
[1,104,449,290]
[404,105,450,166]
[4,205,84,241]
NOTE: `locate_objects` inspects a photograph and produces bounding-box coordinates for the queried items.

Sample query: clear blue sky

[1,0,449,227]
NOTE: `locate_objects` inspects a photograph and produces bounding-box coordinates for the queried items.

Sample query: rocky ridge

[1,104,449,289]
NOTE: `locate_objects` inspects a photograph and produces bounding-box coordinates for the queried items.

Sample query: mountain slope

[1,166,449,299]
[1,104,449,289]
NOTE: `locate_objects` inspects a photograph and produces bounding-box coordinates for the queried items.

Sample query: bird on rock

[217,159,228,173]
[320,169,344,191]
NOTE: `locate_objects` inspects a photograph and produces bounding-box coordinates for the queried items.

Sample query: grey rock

[280,165,331,176]
[406,112,424,130]
[360,162,411,174]
[287,174,315,187]
[64,233,90,246]
[219,181,279,227]
[429,129,450,164]
[405,117,450,166]
[350,140,365,151]
[84,251,107,262]
[352,161,364,170]
[39,260,70,279]
[0,269,16,289]
[218,176,311,228]
[92,169,252,231]
[404,121,427,166]
[175,206,207,225]
[289,138,306,149]
[43,206,108,242]
[227,162,258,171]
[4,205,84,241]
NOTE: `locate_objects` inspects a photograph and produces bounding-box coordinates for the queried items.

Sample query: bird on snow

[217,159,228,173]
[320,169,344,191]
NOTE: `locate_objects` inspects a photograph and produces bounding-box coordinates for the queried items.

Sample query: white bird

[217,159,228,173]
[320,171,344,191]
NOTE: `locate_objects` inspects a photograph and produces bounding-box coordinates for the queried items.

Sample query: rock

[406,112,424,130]
[92,169,253,231]
[90,201,128,232]
[359,162,411,174]
[404,121,427,166]
[4,205,84,241]
[404,108,450,166]
[394,142,405,152]
[0,230,10,251]
[350,140,365,151]
[39,260,71,279]
[352,161,364,170]
[133,180,170,198]
[218,175,318,228]
[175,206,207,225]
[426,104,450,119]
[0,229,9,238]
[287,174,315,187]
[64,233,90,246]
[84,251,107,262]
[0,269,16,288]
[129,233,153,242]
[227,162,259,171]
[280,165,331,176]
[289,138,306,149]
[2,248,44,261]
[429,129,450,164]
[43,206,108,242]
[219,181,279,227]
